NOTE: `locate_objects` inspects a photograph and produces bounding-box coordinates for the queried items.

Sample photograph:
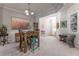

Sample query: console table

[59,34,75,48]
[59,35,67,42]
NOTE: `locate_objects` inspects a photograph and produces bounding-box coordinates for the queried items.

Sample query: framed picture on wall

[70,12,77,32]
[60,20,67,28]
[11,17,30,29]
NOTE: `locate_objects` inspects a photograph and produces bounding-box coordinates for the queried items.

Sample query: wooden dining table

[16,31,40,53]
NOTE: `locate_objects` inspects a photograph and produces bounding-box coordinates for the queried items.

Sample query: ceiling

[0,3,64,17]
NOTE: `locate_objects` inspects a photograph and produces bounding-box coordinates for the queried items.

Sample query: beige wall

[0,7,39,42]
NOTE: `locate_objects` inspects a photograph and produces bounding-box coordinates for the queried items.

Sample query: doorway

[39,14,58,36]
[49,16,57,36]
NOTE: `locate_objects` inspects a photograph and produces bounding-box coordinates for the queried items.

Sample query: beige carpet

[0,36,79,56]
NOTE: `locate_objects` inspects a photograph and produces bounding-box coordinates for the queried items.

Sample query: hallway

[0,36,79,56]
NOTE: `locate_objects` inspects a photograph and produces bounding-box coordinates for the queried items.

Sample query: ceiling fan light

[31,12,34,15]
[26,12,29,15]
[25,10,29,15]
[25,10,28,13]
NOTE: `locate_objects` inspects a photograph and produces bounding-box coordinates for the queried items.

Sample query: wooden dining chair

[19,30,27,53]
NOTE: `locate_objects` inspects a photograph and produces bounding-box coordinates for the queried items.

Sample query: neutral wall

[58,4,79,48]
[0,7,3,27]
[39,16,50,36]
[1,7,38,42]
[39,13,57,36]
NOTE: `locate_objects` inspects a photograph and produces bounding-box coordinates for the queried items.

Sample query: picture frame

[60,20,67,28]
[70,12,77,32]
[11,17,30,29]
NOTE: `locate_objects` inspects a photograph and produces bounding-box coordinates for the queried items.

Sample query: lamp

[25,3,34,16]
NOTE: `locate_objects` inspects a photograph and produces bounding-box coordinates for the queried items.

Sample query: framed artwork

[11,17,30,29]
[60,20,67,28]
[70,12,77,32]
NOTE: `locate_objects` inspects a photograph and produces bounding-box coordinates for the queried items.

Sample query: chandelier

[25,3,34,16]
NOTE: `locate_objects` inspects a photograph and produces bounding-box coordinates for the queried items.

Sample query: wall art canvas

[11,17,30,29]
[60,20,67,28]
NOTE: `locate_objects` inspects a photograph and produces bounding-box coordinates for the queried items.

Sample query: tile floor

[0,36,79,56]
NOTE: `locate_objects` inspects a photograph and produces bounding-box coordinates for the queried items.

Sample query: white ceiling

[0,3,64,17]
